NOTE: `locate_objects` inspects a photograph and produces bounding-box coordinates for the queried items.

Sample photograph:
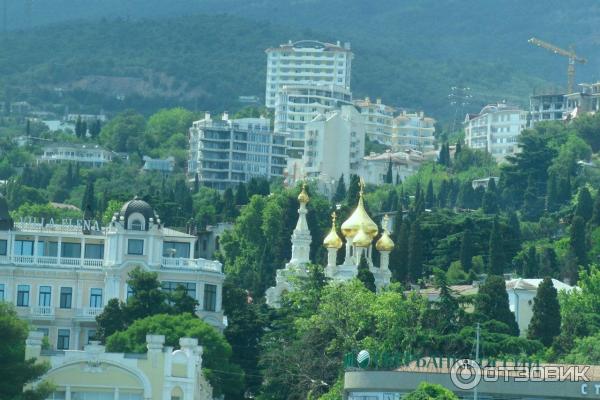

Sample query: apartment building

[354,97,396,145]
[265,40,353,109]
[0,196,225,351]
[37,143,116,167]
[188,113,287,190]
[529,88,566,127]
[392,111,436,152]
[464,103,527,162]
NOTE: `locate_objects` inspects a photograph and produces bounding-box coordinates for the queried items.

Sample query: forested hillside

[3,0,600,121]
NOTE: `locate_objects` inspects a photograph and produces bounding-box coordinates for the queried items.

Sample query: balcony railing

[161,257,222,273]
[78,307,104,318]
[0,255,104,269]
[31,306,54,316]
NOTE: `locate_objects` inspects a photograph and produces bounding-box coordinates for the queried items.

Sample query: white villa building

[464,103,528,162]
[265,40,353,109]
[266,181,394,307]
[37,143,117,167]
[354,97,396,146]
[0,195,225,351]
[392,111,436,152]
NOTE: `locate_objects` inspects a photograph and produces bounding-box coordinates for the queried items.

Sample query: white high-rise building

[354,97,396,145]
[464,103,527,162]
[265,40,353,109]
[302,105,365,192]
[0,195,225,351]
[275,83,353,158]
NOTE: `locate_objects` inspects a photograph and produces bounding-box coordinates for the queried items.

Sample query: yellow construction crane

[528,37,587,94]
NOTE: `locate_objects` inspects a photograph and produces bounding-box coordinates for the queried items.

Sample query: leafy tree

[575,186,593,222]
[403,382,458,400]
[123,267,170,320]
[527,277,561,347]
[0,303,53,400]
[572,112,600,152]
[488,217,505,276]
[96,298,127,340]
[475,275,519,336]
[357,253,376,292]
[570,216,588,270]
[170,285,200,314]
[408,220,423,282]
[99,109,146,153]
[106,313,244,399]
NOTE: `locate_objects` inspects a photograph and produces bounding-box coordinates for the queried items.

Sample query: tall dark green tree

[459,218,474,272]
[346,174,360,206]
[523,246,538,278]
[505,211,522,261]
[476,275,519,336]
[481,179,499,214]
[333,174,347,203]
[522,175,543,221]
[545,173,559,212]
[193,173,200,193]
[390,218,409,282]
[570,215,588,269]
[81,177,95,216]
[591,190,600,228]
[454,141,462,160]
[222,187,237,220]
[425,179,435,209]
[384,160,393,184]
[408,220,423,282]
[235,182,248,205]
[539,247,559,278]
[457,181,476,209]
[527,277,561,347]
[357,253,376,292]
[488,217,505,276]
[575,186,593,222]
[557,175,572,205]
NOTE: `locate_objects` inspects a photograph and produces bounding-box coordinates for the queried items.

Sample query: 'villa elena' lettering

[19,216,101,231]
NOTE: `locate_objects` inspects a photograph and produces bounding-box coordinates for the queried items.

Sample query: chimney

[222,112,229,121]
[204,112,210,121]
[376,98,382,105]
[25,331,44,360]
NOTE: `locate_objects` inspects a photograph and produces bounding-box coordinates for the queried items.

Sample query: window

[126,285,134,299]
[90,288,102,308]
[14,240,33,256]
[59,287,72,309]
[61,242,81,258]
[84,243,104,259]
[0,283,4,301]
[127,239,144,255]
[87,329,97,344]
[131,219,143,231]
[57,329,70,350]
[38,286,51,307]
[162,242,190,258]
[0,239,6,255]
[17,285,30,306]
[46,392,66,400]
[203,284,217,312]
[37,327,49,337]
[162,282,196,299]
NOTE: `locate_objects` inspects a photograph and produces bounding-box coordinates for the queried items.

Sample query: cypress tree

[333,174,347,203]
[235,182,248,205]
[454,141,462,160]
[539,247,559,278]
[81,178,95,216]
[482,179,499,214]
[591,190,600,228]
[459,218,474,272]
[558,175,572,205]
[505,211,522,261]
[575,186,593,222]
[488,217,505,276]
[527,277,561,346]
[522,175,543,221]
[475,275,519,335]
[396,172,401,185]
[75,116,83,138]
[523,246,538,278]
[25,118,31,136]
[425,179,435,210]
[570,215,588,268]
[222,188,237,220]
[390,218,409,283]
[545,173,559,212]
[385,159,393,184]
[438,143,448,166]
[193,173,200,193]
[408,220,423,282]
[437,180,448,208]
[357,253,376,292]
[346,174,361,206]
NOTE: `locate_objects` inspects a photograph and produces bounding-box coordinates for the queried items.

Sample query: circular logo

[450,359,481,390]
[357,350,371,368]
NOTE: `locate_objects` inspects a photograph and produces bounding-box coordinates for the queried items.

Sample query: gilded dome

[297,183,310,204]
[353,227,373,248]
[341,179,378,239]
[376,231,395,252]
[323,212,343,249]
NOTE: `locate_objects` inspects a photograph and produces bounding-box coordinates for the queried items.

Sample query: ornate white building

[0,195,225,351]
[266,181,394,307]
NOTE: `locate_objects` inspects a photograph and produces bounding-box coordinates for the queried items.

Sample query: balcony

[31,306,54,317]
[161,257,222,273]
[77,307,104,320]
[0,255,104,269]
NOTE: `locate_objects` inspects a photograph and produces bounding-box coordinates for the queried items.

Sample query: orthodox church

[266,180,395,307]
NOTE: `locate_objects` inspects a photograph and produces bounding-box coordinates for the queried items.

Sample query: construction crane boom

[528,37,587,94]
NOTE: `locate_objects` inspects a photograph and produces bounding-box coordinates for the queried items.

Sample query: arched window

[131,219,143,231]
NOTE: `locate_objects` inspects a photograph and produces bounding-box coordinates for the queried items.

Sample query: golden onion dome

[341,179,378,239]
[353,227,373,248]
[376,231,395,252]
[323,212,343,249]
[297,182,310,204]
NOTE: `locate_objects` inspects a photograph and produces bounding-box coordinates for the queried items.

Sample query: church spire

[289,182,312,264]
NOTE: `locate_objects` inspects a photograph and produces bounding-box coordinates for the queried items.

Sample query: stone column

[25,331,44,360]
[326,248,337,267]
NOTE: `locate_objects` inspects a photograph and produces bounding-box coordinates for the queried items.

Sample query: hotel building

[0,195,225,351]
[188,113,287,190]
[354,97,396,146]
[392,111,436,152]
